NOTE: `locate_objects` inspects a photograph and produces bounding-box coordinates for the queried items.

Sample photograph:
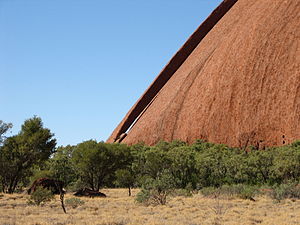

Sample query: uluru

[108,0,300,148]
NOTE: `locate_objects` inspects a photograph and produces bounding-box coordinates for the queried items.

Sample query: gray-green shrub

[27,187,54,206]
[135,170,176,205]
[65,197,85,208]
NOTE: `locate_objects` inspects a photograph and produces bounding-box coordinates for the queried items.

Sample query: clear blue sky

[0,0,222,146]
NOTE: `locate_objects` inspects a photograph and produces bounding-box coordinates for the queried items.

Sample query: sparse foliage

[136,170,176,205]
[27,186,54,206]
[65,197,85,208]
[209,197,231,225]
[270,183,300,202]
[0,120,12,145]
[201,184,258,201]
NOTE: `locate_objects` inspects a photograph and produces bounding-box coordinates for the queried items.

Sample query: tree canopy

[0,117,56,193]
[0,120,12,145]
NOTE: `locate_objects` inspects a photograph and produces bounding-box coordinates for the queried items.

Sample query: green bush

[65,197,85,208]
[171,188,193,197]
[270,147,300,183]
[66,179,86,192]
[135,170,176,205]
[237,185,258,200]
[201,187,218,197]
[5,138,299,194]
[72,141,133,191]
[201,184,258,200]
[135,189,151,205]
[27,187,54,206]
[270,183,300,202]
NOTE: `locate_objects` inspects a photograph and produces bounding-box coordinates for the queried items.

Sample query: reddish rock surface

[108,0,300,148]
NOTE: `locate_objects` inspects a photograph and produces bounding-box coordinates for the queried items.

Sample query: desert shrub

[195,145,242,188]
[218,184,258,200]
[27,186,54,206]
[242,150,274,184]
[288,185,300,198]
[65,197,85,208]
[237,185,259,200]
[135,170,176,205]
[201,184,258,200]
[201,187,218,197]
[171,188,193,197]
[270,183,300,202]
[270,147,300,184]
[171,183,194,197]
[167,146,198,189]
[132,145,171,184]
[130,140,300,191]
[135,189,151,204]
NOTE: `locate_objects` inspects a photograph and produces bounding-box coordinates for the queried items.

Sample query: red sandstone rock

[108,0,300,148]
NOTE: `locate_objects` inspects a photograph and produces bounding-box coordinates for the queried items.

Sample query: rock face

[108,0,300,148]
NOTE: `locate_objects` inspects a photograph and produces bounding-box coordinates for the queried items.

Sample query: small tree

[167,146,198,189]
[49,145,77,187]
[0,117,56,193]
[115,169,135,196]
[72,141,132,191]
[131,144,171,185]
[136,170,175,205]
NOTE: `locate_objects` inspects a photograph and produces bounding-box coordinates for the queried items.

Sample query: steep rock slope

[108,0,300,148]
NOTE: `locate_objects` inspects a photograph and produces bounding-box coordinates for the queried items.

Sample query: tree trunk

[1,182,7,193]
[128,187,131,196]
[8,177,17,194]
[56,181,67,214]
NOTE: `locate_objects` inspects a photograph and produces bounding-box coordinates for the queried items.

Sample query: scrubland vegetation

[1,189,300,225]
[1,117,300,224]
[0,189,300,225]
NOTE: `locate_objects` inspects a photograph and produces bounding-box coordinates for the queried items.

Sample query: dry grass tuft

[0,189,299,225]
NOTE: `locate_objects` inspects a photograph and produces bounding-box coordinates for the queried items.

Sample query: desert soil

[0,189,299,225]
